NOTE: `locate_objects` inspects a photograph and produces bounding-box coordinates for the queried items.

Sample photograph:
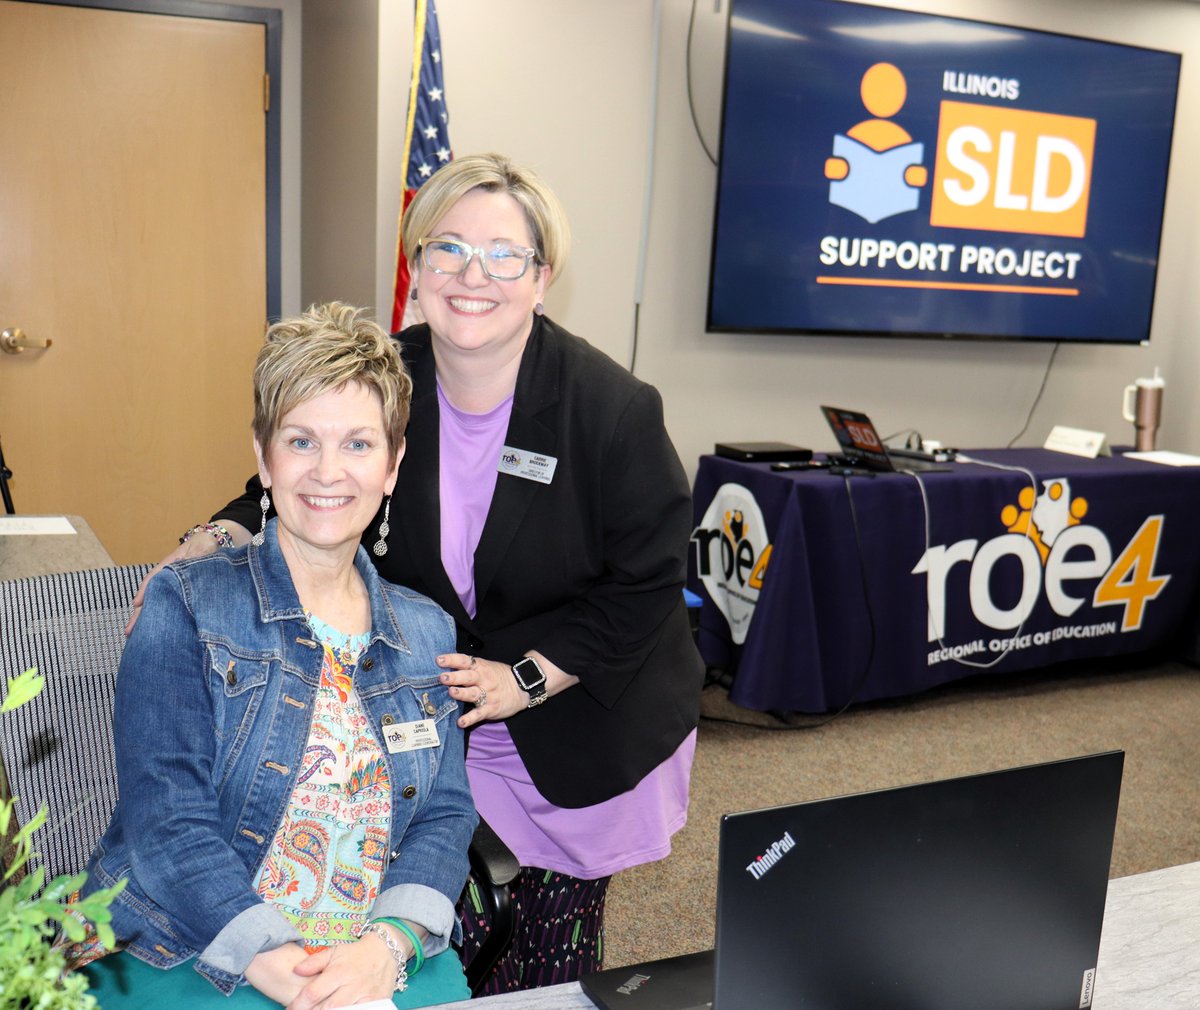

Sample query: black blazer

[219,316,703,808]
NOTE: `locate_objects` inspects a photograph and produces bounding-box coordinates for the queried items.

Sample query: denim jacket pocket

[204,643,273,768]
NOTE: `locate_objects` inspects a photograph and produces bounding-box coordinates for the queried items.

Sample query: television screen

[707,0,1181,343]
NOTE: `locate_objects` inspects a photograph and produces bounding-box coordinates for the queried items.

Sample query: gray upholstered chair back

[0,564,152,880]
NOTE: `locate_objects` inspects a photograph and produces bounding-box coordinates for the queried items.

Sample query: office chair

[0,434,14,514]
[0,564,517,995]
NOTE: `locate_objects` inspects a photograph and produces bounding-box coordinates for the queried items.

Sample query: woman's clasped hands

[245,930,403,1010]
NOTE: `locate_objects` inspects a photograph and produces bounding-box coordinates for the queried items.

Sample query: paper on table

[1122,450,1200,467]
[0,516,76,535]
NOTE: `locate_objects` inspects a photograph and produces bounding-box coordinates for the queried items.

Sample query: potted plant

[0,668,126,1009]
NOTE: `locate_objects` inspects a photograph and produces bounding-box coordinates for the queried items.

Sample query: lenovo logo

[1079,967,1096,1008]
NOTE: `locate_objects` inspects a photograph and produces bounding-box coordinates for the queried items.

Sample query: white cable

[632,1,663,310]
[905,455,1040,670]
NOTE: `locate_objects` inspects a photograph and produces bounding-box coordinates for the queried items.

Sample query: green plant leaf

[25,865,47,895]
[12,803,48,840]
[39,871,86,903]
[96,922,116,950]
[59,914,85,942]
[1,666,45,711]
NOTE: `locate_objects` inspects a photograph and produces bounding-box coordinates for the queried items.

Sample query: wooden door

[0,1,267,563]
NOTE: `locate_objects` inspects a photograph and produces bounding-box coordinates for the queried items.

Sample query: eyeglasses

[418,237,540,281]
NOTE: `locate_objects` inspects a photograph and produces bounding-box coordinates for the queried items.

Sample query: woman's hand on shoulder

[438,654,525,727]
[438,650,578,728]
[124,520,252,634]
[285,932,399,1010]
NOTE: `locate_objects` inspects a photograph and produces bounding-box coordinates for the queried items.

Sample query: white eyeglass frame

[418,237,540,281]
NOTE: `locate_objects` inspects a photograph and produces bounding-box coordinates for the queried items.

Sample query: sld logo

[931,101,1095,238]
[826,62,1096,238]
[912,479,1169,641]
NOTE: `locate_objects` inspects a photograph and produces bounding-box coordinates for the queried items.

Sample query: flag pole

[391,0,429,331]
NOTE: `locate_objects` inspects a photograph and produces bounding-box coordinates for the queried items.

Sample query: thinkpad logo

[745,830,796,880]
[616,971,651,996]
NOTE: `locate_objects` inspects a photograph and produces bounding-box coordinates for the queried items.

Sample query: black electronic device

[821,406,952,473]
[708,0,1180,344]
[511,656,547,707]
[582,752,1124,1010]
[714,441,811,463]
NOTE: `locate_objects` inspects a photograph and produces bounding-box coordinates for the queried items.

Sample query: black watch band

[511,656,548,707]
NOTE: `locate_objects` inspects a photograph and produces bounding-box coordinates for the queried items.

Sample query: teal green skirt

[83,949,469,1008]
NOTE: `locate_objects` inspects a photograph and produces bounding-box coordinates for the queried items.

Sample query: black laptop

[821,405,954,472]
[581,751,1124,1010]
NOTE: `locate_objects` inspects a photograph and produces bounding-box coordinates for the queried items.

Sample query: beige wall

[302,0,378,310]
[312,0,1200,478]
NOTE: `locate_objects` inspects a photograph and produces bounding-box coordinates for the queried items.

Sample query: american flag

[391,0,452,331]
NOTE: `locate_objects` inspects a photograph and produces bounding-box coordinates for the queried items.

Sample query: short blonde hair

[401,153,570,283]
[253,302,412,463]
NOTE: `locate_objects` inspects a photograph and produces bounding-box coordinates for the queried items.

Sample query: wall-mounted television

[707,0,1182,343]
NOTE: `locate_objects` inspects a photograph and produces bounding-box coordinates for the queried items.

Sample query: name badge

[498,445,557,485]
[383,719,440,754]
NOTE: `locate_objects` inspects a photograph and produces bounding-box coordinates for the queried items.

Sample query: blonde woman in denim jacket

[77,305,477,1009]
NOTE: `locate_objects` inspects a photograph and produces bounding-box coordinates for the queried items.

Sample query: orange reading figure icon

[825,62,928,223]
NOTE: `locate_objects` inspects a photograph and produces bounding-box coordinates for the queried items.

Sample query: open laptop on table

[581,751,1124,1010]
[821,405,954,472]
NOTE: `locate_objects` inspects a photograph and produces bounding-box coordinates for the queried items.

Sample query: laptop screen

[821,405,893,470]
[714,752,1123,1010]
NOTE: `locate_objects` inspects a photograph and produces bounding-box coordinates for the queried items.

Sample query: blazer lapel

[394,330,472,629]
[472,319,561,612]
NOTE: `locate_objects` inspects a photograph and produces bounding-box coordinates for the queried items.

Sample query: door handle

[1,328,53,354]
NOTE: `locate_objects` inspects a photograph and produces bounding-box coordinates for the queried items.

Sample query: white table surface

[430,860,1200,1010]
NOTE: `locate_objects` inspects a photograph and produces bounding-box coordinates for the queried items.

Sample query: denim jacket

[83,520,476,994]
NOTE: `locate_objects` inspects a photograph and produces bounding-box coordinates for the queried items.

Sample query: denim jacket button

[362,657,374,671]
[401,785,417,799]
[226,663,237,687]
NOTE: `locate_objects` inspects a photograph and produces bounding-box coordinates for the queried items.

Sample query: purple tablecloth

[689,449,1200,712]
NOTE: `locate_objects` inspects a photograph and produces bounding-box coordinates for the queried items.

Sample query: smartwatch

[511,656,548,707]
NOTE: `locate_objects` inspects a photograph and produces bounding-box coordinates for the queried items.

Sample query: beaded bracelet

[360,923,409,992]
[179,522,234,549]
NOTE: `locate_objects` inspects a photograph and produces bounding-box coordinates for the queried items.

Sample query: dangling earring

[252,489,270,546]
[372,496,391,557]
[534,302,544,316]
[409,288,418,302]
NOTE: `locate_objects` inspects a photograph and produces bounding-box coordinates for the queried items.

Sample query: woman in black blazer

[145,154,703,994]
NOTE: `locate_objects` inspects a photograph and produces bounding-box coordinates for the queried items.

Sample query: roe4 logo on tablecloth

[690,483,772,645]
[912,478,1169,658]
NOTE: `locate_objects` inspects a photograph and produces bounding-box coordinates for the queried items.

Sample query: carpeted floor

[601,656,1200,969]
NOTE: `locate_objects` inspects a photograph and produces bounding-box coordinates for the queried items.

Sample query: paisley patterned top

[252,613,391,950]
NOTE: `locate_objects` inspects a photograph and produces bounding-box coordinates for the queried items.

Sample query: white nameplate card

[1044,425,1110,458]
[498,445,557,484]
[382,719,440,754]
[0,515,76,536]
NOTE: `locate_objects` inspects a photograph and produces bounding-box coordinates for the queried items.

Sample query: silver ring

[475,688,488,707]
